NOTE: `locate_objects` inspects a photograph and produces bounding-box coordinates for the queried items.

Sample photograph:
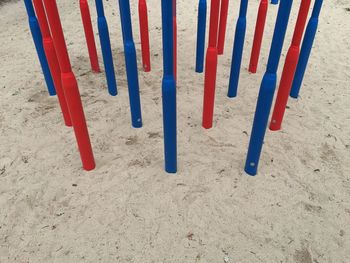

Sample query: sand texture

[0,0,350,262]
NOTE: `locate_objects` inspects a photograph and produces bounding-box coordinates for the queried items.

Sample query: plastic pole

[118,0,143,128]
[217,0,229,55]
[227,0,248,98]
[173,0,177,79]
[43,0,95,171]
[161,0,177,173]
[245,0,293,176]
[290,0,323,99]
[248,0,268,73]
[33,0,72,127]
[138,0,151,72]
[271,0,278,4]
[23,0,56,96]
[80,0,100,73]
[202,0,220,129]
[195,0,207,73]
[95,0,117,96]
[270,0,311,131]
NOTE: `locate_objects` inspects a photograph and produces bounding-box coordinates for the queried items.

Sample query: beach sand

[0,0,349,262]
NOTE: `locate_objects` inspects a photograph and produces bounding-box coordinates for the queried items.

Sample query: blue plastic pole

[95,0,117,96]
[271,0,279,5]
[161,0,177,173]
[195,0,207,73]
[290,0,323,99]
[118,0,143,128]
[245,0,293,176]
[23,0,56,96]
[227,0,248,98]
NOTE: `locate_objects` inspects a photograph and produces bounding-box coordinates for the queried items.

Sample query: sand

[0,0,349,262]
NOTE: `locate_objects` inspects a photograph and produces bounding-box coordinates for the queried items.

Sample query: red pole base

[43,38,72,127]
[269,46,299,131]
[202,47,218,129]
[270,0,311,130]
[139,0,151,72]
[248,0,268,74]
[61,72,95,171]
[248,64,258,74]
[44,0,95,171]
[217,0,229,55]
[80,0,101,73]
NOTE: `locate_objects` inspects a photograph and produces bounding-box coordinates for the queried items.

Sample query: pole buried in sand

[217,0,229,55]
[227,0,248,98]
[202,0,220,129]
[245,0,293,176]
[138,0,151,72]
[23,0,56,96]
[270,0,312,131]
[80,0,101,73]
[95,0,118,96]
[248,0,268,73]
[195,0,207,73]
[118,0,143,128]
[33,0,72,127]
[161,0,177,173]
[43,0,95,171]
[290,0,324,99]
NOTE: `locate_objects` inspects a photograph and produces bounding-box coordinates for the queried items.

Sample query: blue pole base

[29,17,56,96]
[245,73,277,176]
[97,17,118,96]
[124,42,143,128]
[290,19,318,99]
[195,0,207,73]
[162,76,177,174]
[227,14,246,98]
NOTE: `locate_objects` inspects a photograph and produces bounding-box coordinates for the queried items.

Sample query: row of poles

[195,0,323,175]
[23,0,323,175]
[23,0,177,172]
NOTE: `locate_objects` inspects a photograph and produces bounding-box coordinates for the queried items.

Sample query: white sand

[0,0,349,262]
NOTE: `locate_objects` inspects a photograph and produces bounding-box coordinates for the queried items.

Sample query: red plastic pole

[80,0,100,73]
[138,0,151,72]
[202,0,220,129]
[33,0,72,127]
[43,0,95,171]
[173,0,177,79]
[248,0,268,73]
[270,0,311,131]
[217,0,229,55]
